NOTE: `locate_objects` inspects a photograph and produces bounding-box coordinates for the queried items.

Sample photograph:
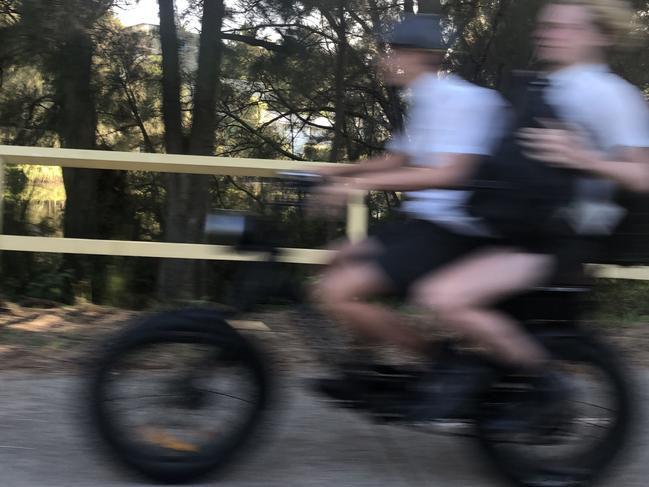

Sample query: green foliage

[5,166,27,195]
[24,268,73,303]
[591,279,649,324]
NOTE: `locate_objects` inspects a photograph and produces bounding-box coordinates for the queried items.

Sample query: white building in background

[260,111,333,155]
[124,24,333,156]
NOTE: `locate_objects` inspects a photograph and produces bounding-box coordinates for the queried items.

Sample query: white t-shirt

[387,73,507,236]
[546,64,649,235]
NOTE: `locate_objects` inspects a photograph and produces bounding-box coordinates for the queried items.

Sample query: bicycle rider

[394,0,649,419]
[314,1,649,421]
[310,14,514,404]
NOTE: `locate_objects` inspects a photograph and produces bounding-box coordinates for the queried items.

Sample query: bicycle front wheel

[88,309,272,483]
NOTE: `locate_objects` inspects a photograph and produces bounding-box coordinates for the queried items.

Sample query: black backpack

[468,75,578,240]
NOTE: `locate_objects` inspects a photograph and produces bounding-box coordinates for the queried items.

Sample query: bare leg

[411,248,555,368]
[312,262,428,354]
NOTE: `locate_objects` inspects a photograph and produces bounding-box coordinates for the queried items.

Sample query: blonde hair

[553,0,635,46]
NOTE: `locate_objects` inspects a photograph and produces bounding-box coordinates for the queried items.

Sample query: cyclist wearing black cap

[312,15,511,377]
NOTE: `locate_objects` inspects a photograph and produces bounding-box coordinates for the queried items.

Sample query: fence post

[0,156,4,235]
[346,191,368,242]
[0,156,4,284]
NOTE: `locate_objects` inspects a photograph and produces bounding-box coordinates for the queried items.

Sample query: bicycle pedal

[327,398,365,409]
[368,408,408,424]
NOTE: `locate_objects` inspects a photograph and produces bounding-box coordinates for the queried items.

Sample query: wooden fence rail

[0,145,644,280]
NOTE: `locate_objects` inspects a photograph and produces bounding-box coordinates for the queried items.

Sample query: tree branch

[221,33,285,52]
[221,106,306,161]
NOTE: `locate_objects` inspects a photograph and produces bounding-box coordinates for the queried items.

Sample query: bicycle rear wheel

[475,328,633,487]
[88,309,272,483]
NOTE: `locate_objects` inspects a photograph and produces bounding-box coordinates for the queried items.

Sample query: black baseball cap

[380,14,445,52]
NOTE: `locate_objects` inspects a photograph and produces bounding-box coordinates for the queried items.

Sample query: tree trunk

[157,0,225,300]
[404,0,414,13]
[56,30,97,228]
[187,0,225,297]
[157,0,189,300]
[329,1,347,162]
[158,0,184,155]
[189,0,225,157]
[55,28,104,303]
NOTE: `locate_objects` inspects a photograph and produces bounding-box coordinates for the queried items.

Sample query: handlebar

[204,171,326,249]
[275,171,326,190]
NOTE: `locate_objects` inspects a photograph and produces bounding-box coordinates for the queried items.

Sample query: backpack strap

[501,70,546,124]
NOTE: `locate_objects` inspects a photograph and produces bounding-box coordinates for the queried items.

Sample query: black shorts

[365,219,491,294]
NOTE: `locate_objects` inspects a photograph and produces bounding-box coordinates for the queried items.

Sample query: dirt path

[1,302,649,371]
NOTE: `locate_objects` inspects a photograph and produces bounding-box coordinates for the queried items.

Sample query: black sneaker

[481,370,573,438]
[402,350,499,422]
[310,375,368,406]
[310,363,422,415]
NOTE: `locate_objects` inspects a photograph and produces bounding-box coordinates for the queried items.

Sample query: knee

[409,281,467,323]
[310,271,351,310]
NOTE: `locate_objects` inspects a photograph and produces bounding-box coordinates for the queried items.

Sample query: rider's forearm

[587,158,649,193]
[318,153,408,178]
[571,147,649,193]
[350,166,466,192]
[349,154,477,192]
